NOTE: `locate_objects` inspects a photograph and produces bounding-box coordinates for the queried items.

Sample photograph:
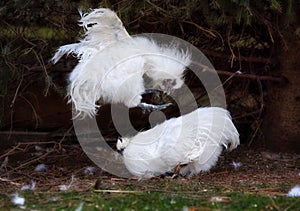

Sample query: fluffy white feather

[68,43,146,117]
[287,185,300,197]
[51,8,130,64]
[117,107,239,179]
[11,193,25,206]
[51,8,191,117]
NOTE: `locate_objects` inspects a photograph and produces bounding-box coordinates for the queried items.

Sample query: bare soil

[0,139,299,196]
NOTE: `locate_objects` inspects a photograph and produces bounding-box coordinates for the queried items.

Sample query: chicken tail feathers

[221,110,240,151]
[51,43,83,64]
[51,8,130,64]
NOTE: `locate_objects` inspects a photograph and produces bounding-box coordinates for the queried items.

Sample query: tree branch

[216,70,283,82]
[202,49,271,63]
[192,61,283,82]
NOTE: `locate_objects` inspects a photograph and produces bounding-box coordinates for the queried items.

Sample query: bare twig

[0,131,49,136]
[0,177,22,187]
[32,50,54,96]
[284,198,300,211]
[216,70,283,82]
[247,120,262,147]
[181,20,217,38]
[56,125,74,151]
[220,71,241,87]
[145,0,168,16]
[201,49,271,63]
[192,61,283,82]
[19,95,40,129]
[269,196,281,211]
[94,189,143,194]
[233,109,263,120]
[227,25,236,68]
[6,149,53,173]
[0,143,22,160]
[10,72,24,108]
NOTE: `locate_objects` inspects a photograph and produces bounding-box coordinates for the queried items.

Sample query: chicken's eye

[87,23,97,27]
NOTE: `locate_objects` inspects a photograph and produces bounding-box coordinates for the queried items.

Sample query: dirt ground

[0,139,299,195]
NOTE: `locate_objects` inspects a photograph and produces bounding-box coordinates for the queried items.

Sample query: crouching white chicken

[117,107,239,179]
[51,8,191,118]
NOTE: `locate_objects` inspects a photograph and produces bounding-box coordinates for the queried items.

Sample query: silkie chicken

[117,107,239,179]
[51,8,191,118]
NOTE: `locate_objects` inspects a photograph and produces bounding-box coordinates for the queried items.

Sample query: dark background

[0,0,299,152]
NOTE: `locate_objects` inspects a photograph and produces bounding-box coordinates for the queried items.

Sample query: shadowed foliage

[0,0,299,151]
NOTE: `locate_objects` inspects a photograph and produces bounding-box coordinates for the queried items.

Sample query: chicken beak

[162,79,175,95]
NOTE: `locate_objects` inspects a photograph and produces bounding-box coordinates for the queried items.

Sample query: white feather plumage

[117,107,240,179]
[51,8,130,64]
[51,8,191,117]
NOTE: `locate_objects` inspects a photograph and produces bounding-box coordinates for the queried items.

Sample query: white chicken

[117,107,239,179]
[51,8,191,117]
